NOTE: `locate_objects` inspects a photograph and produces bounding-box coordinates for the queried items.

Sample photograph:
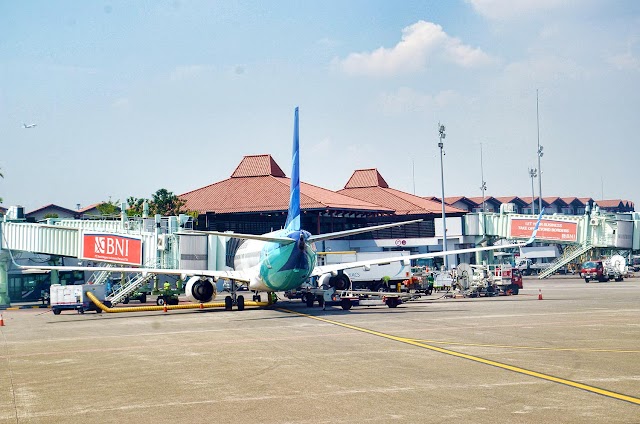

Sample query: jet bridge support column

[0,249,11,307]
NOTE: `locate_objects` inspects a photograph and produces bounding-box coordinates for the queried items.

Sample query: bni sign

[81,232,143,265]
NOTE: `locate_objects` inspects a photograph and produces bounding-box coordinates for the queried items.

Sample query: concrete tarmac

[0,276,638,423]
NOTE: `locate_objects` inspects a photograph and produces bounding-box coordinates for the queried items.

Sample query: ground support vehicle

[453,263,522,298]
[300,286,413,310]
[121,290,147,304]
[154,290,180,306]
[321,251,412,291]
[397,272,434,295]
[581,256,626,283]
[50,284,106,315]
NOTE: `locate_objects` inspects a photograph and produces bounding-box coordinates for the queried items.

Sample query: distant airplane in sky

[23,123,37,129]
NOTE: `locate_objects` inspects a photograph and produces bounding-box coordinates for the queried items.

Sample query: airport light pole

[536,89,543,215]
[438,123,448,270]
[528,168,537,214]
[480,143,486,213]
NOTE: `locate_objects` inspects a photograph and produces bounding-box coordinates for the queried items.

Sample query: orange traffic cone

[538,288,543,300]
[0,313,4,326]
[199,303,204,310]
[163,303,168,313]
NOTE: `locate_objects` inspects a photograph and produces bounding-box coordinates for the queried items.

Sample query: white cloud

[169,65,215,81]
[111,97,131,110]
[334,21,493,77]
[503,56,589,86]
[308,137,333,155]
[377,88,461,115]
[608,52,640,71]
[467,0,570,20]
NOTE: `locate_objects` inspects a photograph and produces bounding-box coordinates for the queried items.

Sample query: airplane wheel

[237,295,245,311]
[386,298,398,308]
[224,296,233,311]
[306,295,314,307]
[156,297,166,306]
[53,309,61,315]
[340,299,352,310]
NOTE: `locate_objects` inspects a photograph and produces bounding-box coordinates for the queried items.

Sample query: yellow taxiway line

[407,339,640,354]
[278,308,640,406]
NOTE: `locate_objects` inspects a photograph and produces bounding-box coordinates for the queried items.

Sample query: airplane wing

[308,219,423,243]
[312,239,527,277]
[312,211,543,277]
[177,230,295,245]
[18,264,252,283]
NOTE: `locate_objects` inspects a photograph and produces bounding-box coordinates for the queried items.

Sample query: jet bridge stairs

[537,240,593,279]
[88,262,157,306]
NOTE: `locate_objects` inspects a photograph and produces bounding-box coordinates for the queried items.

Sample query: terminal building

[0,153,637,306]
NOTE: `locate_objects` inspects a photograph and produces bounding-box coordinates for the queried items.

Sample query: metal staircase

[106,272,154,306]
[87,264,117,285]
[538,240,593,279]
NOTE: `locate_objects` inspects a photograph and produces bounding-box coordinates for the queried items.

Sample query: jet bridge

[464,206,640,278]
[0,213,228,307]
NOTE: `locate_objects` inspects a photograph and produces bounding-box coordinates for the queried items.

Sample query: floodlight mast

[536,89,543,215]
[528,168,537,214]
[438,123,448,270]
[480,143,486,213]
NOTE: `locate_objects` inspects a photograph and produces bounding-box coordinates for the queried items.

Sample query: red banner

[81,233,143,265]
[510,218,578,242]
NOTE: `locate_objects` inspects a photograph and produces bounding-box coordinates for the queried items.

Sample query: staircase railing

[538,240,593,279]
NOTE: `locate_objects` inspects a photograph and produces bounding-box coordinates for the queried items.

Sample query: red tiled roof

[344,169,389,189]
[595,199,634,208]
[27,204,77,215]
[444,196,463,204]
[543,196,567,206]
[231,155,285,178]
[77,203,101,213]
[339,187,465,215]
[180,156,391,214]
[467,196,499,205]
[560,197,580,205]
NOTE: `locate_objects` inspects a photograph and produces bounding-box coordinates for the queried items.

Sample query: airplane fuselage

[234,229,316,292]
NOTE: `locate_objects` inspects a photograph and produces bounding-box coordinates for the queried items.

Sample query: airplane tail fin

[523,208,544,245]
[284,107,301,231]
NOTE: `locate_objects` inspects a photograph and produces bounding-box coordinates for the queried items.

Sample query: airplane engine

[185,276,217,303]
[318,273,351,291]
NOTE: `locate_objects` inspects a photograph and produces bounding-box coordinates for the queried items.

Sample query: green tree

[126,197,147,216]
[149,188,187,216]
[43,213,59,219]
[96,199,120,216]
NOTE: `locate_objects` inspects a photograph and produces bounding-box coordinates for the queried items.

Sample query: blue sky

[1,1,639,212]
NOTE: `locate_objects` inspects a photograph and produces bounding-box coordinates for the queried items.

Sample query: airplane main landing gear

[224,296,233,311]
[237,295,245,311]
[223,280,247,311]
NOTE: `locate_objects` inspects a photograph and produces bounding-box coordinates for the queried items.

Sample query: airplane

[23,123,37,129]
[20,107,541,311]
